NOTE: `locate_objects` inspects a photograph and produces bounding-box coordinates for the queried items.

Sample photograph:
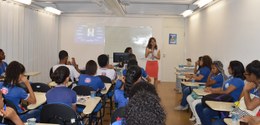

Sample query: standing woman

[145,37,160,84]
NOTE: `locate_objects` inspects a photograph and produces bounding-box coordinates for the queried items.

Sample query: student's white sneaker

[189,116,196,121]
[174,105,188,110]
[194,122,201,125]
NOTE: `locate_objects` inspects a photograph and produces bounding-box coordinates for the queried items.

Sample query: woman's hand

[244,82,256,92]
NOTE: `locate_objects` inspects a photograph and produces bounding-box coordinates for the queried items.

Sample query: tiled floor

[101,82,194,125]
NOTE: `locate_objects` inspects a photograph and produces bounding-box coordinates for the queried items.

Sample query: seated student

[175,55,212,110]
[196,60,245,125]
[46,66,77,111]
[213,60,260,125]
[0,61,38,122]
[187,61,226,125]
[114,65,142,108]
[52,50,80,82]
[0,49,7,77]
[122,59,151,82]
[96,54,116,81]
[78,60,105,91]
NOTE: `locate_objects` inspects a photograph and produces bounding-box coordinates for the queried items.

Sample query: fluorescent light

[14,0,32,5]
[180,10,193,17]
[45,7,62,15]
[194,0,213,8]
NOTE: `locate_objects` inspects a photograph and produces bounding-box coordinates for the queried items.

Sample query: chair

[31,82,51,92]
[97,75,112,83]
[49,67,54,81]
[40,104,82,125]
[72,85,94,96]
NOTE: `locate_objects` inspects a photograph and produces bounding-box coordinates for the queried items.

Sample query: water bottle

[231,111,239,125]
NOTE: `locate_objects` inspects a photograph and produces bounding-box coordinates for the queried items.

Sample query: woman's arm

[243,82,260,110]
[21,76,36,104]
[154,50,160,60]
[1,107,24,125]
[145,48,151,58]
[211,85,236,95]
[206,73,217,87]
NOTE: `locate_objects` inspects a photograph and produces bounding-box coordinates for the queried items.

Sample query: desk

[77,96,101,115]
[25,123,59,125]
[205,101,234,112]
[27,92,46,110]
[193,89,210,96]
[224,118,241,125]
[101,83,112,95]
[181,81,205,87]
[177,75,189,81]
[25,72,40,79]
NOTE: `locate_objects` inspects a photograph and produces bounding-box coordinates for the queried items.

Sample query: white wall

[60,16,185,82]
[186,0,260,69]
[0,1,59,82]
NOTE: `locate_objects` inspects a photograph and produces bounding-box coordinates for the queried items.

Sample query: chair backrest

[98,75,112,83]
[72,85,94,96]
[31,83,51,92]
[111,107,126,124]
[40,104,80,125]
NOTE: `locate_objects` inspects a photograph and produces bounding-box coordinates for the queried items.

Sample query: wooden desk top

[77,96,101,115]
[27,92,46,110]
[181,81,205,87]
[24,72,40,76]
[205,101,234,112]
[224,118,241,125]
[25,123,59,125]
[193,89,210,96]
[101,83,112,95]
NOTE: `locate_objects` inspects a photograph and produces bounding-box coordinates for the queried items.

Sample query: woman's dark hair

[126,91,166,125]
[246,60,260,78]
[229,60,245,80]
[201,55,212,69]
[124,47,132,53]
[129,81,158,99]
[127,59,138,69]
[51,66,70,84]
[146,37,158,50]
[124,65,142,97]
[4,61,25,87]
[97,54,108,68]
[85,60,97,76]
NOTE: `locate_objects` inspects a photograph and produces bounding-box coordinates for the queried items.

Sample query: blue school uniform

[122,67,148,78]
[0,61,7,76]
[78,74,105,91]
[114,89,128,108]
[211,73,224,88]
[223,77,244,101]
[46,85,77,107]
[197,66,211,82]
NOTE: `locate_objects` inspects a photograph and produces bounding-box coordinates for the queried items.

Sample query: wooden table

[25,72,40,79]
[193,89,210,96]
[27,92,46,110]
[77,96,101,114]
[101,83,112,95]
[205,101,234,112]
[181,81,205,87]
[224,118,241,125]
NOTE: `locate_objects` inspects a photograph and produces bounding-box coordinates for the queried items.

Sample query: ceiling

[32,0,199,17]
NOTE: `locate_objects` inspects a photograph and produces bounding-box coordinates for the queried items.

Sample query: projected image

[75,25,105,44]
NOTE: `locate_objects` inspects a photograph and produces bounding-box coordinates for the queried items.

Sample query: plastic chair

[40,104,82,125]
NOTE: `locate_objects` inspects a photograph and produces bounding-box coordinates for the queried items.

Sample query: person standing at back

[0,49,7,78]
[52,50,80,82]
[96,54,117,81]
[145,37,160,85]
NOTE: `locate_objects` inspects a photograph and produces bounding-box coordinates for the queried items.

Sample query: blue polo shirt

[114,89,128,108]
[78,74,105,91]
[46,85,77,107]
[223,77,244,101]
[122,67,148,78]
[210,73,224,88]
[197,66,210,83]
[0,82,29,113]
[0,61,7,76]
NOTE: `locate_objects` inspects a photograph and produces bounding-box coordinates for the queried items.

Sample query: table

[101,83,112,95]
[25,72,40,79]
[25,123,59,125]
[224,118,241,125]
[177,75,189,81]
[77,96,101,114]
[193,89,210,96]
[205,101,234,112]
[181,81,205,87]
[27,92,46,110]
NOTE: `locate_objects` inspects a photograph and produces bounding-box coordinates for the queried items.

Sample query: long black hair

[146,37,158,50]
[229,60,245,80]
[4,61,25,87]
[246,60,260,79]
[124,65,142,97]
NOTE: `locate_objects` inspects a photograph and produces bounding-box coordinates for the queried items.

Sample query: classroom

[0,0,260,125]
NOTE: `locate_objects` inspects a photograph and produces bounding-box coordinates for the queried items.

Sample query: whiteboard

[104,26,152,63]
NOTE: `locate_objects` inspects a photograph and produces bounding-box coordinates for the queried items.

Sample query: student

[186,58,192,66]
[0,49,7,77]
[96,54,116,81]
[145,37,160,84]
[78,60,105,91]
[114,65,142,108]
[193,56,203,74]
[0,61,38,122]
[124,47,133,54]
[52,50,80,82]
[187,61,226,125]
[175,55,212,110]
[122,59,151,82]
[46,66,77,111]
[196,60,245,125]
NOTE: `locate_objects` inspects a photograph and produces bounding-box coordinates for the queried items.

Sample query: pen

[1,104,6,123]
